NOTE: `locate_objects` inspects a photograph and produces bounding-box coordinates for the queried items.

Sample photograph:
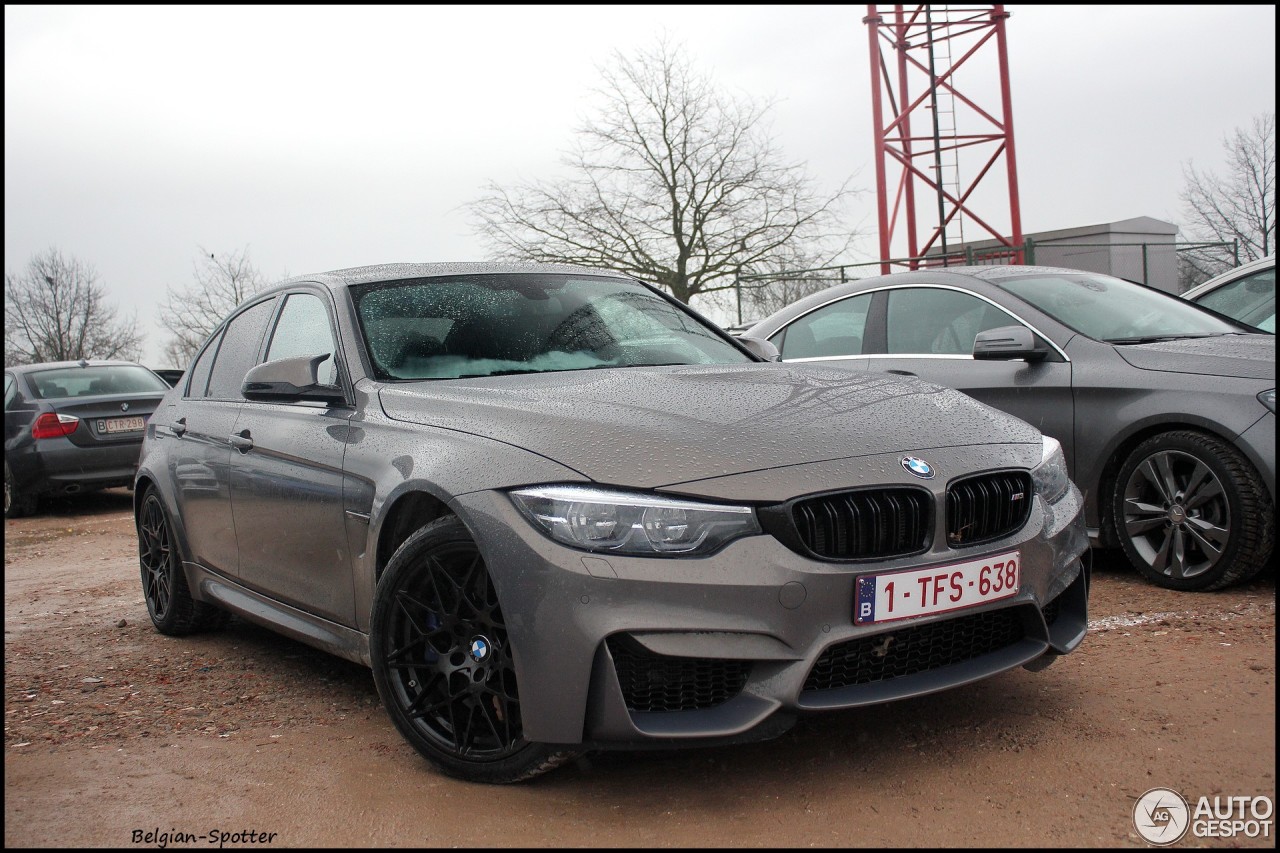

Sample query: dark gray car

[135,263,1088,783]
[5,360,171,517]
[748,265,1276,592]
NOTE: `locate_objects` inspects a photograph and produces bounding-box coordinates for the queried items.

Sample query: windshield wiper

[456,369,544,378]
[1103,333,1221,344]
[456,363,693,379]
[589,362,692,369]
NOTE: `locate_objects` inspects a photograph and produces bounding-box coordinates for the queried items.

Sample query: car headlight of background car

[510,485,762,556]
[1031,436,1071,504]
[1260,388,1276,413]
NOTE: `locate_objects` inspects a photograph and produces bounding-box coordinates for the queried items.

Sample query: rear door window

[205,299,277,400]
[184,329,224,399]
[771,294,872,359]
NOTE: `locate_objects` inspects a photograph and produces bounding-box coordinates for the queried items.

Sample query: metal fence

[727,239,1241,324]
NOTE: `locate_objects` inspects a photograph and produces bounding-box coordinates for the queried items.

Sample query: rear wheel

[138,488,228,634]
[1113,431,1273,591]
[369,516,577,783]
[4,463,38,518]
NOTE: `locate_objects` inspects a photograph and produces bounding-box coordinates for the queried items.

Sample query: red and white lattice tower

[864,4,1023,272]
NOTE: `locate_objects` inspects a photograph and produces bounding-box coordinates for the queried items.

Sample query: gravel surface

[4,489,1275,847]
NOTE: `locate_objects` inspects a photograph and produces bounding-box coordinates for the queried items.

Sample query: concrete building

[938,216,1182,293]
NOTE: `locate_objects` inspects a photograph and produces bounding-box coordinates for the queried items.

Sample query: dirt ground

[4,489,1275,848]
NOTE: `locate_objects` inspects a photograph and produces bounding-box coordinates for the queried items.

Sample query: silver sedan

[134,263,1088,783]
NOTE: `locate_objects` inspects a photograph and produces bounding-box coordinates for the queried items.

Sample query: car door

[767,291,874,371]
[228,289,356,624]
[164,297,278,576]
[863,285,1077,467]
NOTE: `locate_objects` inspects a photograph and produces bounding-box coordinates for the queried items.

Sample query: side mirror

[973,326,1049,361]
[737,334,782,362]
[242,354,345,404]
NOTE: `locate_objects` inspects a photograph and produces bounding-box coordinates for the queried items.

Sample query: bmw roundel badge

[469,637,491,663]
[901,456,935,479]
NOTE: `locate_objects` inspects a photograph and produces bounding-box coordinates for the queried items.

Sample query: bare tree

[470,38,858,304]
[1179,112,1276,289]
[158,246,269,366]
[4,248,143,365]
[700,245,846,327]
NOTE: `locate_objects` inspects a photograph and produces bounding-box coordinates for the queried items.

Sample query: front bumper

[451,479,1088,747]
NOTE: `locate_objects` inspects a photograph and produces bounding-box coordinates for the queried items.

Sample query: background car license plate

[102,416,145,434]
[854,550,1020,625]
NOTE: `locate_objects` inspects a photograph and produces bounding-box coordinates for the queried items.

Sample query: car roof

[5,359,146,374]
[257,262,636,298]
[747,263,1095,335]
[1183,255,1275,299]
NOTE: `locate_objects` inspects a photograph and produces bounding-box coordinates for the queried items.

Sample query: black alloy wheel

[139,491,175,621]
[1114,431,1273,591]
[137,488,227,634]
[370,516,576,783]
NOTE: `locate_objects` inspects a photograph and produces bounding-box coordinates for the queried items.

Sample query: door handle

[170,417,187,437]
[885,369,917,377]
[228,430,254,453]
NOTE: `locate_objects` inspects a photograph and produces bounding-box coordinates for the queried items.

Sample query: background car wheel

[5,463,39,518]
[137,487,229,634]
[1113,430,1274,591]
[369,516,578,784]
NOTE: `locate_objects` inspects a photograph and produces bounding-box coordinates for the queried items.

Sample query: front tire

[369,516,577,783]
[1113,431,1273,591]
[137,488,228,634]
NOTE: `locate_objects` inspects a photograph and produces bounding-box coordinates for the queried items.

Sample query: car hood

[377,364,1039,488]
[1114,334,1274,379]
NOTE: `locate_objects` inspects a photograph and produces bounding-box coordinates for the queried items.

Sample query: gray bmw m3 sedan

[135,263,1089,783]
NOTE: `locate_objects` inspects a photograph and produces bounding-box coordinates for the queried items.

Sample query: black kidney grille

[946,471,1033,547]
[607,638,752,713]
[792,488,930,560]
[803,606,1025,692]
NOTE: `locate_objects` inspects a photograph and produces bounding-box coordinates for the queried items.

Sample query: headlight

[1260,389,1276,413]
[510,485,761,556]
[1031,435,1071,504]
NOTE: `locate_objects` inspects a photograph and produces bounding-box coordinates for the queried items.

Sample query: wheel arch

[373,488,458,585]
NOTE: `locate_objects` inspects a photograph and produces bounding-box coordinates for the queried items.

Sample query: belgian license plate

[854,550,1020,625]
[101,416,145,434]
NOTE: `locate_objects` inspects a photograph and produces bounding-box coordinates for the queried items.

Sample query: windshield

[1194,267,1275,333]
[27,365,171,399]
[994,272,1243,342]
[353,274,751,380]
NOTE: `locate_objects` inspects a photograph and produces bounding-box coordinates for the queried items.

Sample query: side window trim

[775,283,1070,363]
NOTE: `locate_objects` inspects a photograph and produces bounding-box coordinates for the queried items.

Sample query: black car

[748,265,1275,591]
[4,360,171,517]
[152,368,186,388]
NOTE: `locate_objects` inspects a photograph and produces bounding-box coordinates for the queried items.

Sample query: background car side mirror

[972,325,1049,361]
[737,334,782,362]
[242,354,346,404]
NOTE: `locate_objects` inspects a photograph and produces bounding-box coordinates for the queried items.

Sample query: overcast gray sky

[5,4,1276,365]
